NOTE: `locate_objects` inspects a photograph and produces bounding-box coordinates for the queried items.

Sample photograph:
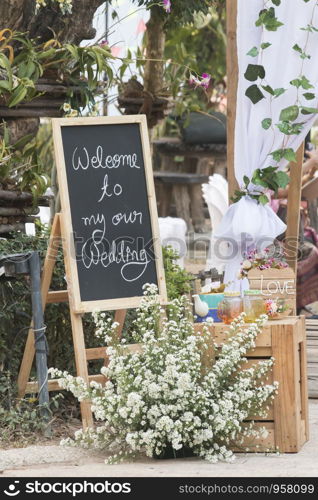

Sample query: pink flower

[189,72,211,90]
[163,0,171,13]
[100,40,109,47]
[189,74,201,87]
[201,73,211,89]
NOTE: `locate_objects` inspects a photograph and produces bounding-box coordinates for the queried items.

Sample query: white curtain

[215,0,318,289]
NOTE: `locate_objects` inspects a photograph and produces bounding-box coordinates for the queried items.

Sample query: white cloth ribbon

[215,0,318,289]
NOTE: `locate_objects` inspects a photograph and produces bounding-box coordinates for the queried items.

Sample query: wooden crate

[194,316,309,453]
[248,267,296,314]
[306,318,318,398]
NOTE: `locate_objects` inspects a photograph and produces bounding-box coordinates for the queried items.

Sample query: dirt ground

[0,401,317,478]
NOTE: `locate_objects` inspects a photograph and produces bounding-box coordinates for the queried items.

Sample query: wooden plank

[272,322,302,452]
[299,316,309,443]
[285,143,305,272]
[248,268,296,279]
[210,323,272,347]
[240,359,274,420]
[59,214,93,428]
[233,422,275,453]
[226,0,239,200]
[86,347,107,361]
[46,290,69,303]
[26,374,106,393]
[114,309,127,338]
[17,214,61,398]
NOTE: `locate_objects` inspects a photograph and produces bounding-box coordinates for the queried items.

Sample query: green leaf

[245,84,265,104]
[261,42,272,50]
[279,105,299,121]
[270,148,296,162]
[261,84,275,95]
[283,149,297,162]
[243,175,250,186]
[0,53,13,90]
[0,80,11,92]
[247,46,259,57]
[276,121,304,135]
[271,0,281,5]
[290,78,301,88]
[262,118,272,129]
[293,43,302,54]
[274,88,286,97]
[301,75,314,89]
[8,86,28,108]
[259,194,269,205]
[244,64,266,82]
[255,7,284,31]
[301,106,318,115]
[303,92,315,100]
[276,170,290,188]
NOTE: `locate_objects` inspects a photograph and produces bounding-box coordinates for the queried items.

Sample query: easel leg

[69,310,94,429]
[114,309,127,338]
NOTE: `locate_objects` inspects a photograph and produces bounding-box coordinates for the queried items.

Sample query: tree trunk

[143,7,166,96]
[0,0,106,44]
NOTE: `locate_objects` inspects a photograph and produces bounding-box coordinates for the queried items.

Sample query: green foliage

[255,7,284,31]
[245,84,264,104]
[0,31,114,113]
[0,371,62,447]
[132,0,215,29]
[262,118,272,130]
[162,246,192,301]
[244,64,266,82]
[240,0,318,209]
[0,123,49,197]
[231,167,290,205]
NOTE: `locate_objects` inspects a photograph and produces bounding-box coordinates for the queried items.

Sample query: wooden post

[272,321,302,452]
[226,0,239,200]
[285,144,305,272]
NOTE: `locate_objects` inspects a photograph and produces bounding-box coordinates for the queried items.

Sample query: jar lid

[244,289,262,296]
[224,291,241,297]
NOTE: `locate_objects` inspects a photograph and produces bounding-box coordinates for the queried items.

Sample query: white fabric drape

[215,0,318,289]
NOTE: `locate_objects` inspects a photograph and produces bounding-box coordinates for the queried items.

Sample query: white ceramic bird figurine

[192,295,209,317]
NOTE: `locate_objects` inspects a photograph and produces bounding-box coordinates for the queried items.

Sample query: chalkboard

[52,116,167,312]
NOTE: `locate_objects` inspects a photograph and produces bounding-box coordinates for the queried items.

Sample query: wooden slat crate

[248,267,296,315]
[306,319,318,398]
[194,316,309,453]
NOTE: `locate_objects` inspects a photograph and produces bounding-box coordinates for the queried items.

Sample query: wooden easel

[17,213,127,429]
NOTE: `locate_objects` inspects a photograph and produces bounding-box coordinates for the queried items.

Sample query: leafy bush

[162,246,192,300]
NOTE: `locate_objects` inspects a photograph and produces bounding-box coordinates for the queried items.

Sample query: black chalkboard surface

[52,116,167,312]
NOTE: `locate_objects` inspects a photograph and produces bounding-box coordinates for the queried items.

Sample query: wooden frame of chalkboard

[52,115,167,313]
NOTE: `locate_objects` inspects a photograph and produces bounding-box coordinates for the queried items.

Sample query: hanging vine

[232,0,318,205]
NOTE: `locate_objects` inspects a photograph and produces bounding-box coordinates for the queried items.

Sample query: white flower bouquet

[50,284,278,463]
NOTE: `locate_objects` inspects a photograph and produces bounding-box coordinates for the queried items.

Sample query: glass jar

[217,292,243,324]
[243,290,266,323]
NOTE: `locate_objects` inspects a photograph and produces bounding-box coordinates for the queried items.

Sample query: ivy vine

[233,0,318,205]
